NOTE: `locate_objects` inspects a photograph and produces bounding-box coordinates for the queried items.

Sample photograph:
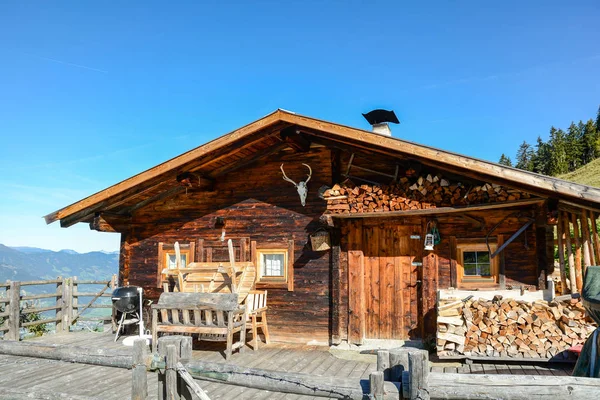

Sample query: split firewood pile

[323,174,532,214]
[437,295,597,359]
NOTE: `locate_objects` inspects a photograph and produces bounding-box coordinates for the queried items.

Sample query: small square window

[262,253,285,277]
[167,253,188,269]
[456,241,498,288]
[253,240,294,291]
[257,250,288,282]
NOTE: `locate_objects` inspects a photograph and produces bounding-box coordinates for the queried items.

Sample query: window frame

[157,241,195,288]
[252,239,294,291]
[456,240,498,288]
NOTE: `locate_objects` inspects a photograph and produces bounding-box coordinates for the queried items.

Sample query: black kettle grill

[111,286,142,341]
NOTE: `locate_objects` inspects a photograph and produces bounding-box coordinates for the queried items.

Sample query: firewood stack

[323,174,532,214]
[437,295,597,359]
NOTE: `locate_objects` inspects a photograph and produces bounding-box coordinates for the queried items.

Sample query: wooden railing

[0,275,117,340]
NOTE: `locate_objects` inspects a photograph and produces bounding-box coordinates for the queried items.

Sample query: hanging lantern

[424,233,435,251]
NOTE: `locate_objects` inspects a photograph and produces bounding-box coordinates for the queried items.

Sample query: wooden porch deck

[0,328,575,399]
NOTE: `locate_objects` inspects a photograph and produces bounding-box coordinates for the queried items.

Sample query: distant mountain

[0,244,118,283]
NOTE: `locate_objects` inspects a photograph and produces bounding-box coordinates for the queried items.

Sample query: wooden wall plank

[348,250,365,345]
[392,227,404,339]
[379,226,394,339]
[449,236,457,288]
[368,226,380,339]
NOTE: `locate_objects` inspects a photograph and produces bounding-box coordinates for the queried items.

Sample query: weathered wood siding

[121,148,332,344]
[338,206,543,342]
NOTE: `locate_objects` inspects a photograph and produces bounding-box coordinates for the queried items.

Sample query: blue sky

[0,1,599,252]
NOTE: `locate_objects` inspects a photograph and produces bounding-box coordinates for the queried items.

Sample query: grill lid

[112,286,140,298]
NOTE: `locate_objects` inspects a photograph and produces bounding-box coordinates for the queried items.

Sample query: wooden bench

[151,292,247,359]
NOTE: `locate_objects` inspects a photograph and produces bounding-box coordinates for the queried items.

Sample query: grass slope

[558,158,600,188]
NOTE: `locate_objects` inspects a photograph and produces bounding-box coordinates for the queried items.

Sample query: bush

[20,301,49,337]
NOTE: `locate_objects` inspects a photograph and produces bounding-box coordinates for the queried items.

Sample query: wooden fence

[0,275,117,340]
[0,338,599,399]
[556,209,600,295]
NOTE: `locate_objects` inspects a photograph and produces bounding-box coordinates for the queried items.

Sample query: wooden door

[347,220,422,342]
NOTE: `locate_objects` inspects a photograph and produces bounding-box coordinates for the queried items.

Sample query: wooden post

[585,210,597,266]
[7,281,20,341]
[377,350,390,381]
[55,277,64,332]
[581,210,592,276]
[572,213,583,293]
[64,277,73,330]
[369,371,384,400]
[72,276,78,327]
[449,236,458,288]
[166,344,179,400]
[178,336,193,400]
[408,350,429,400]
[497,235,506,289]
[563,213,577,293]
[389,348,410,382]
[158,336,186,400]
[556,220,567,295]
[132,339,148,400]
[592,212,600,266]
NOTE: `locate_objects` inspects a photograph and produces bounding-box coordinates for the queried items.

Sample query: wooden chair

[245,290,270,350]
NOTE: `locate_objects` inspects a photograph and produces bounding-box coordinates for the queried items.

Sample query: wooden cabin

[45,109,600,346]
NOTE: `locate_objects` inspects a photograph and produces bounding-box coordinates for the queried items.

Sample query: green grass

[558,158,600,188]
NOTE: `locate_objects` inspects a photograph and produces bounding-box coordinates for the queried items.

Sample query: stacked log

[437,296,597,359]
[323,174,532,214]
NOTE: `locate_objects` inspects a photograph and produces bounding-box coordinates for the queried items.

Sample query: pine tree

[548,127,569,175]
[515,141,534,171]
[596,105,600,132]
[498,154,513,166]
[532,136,551,175]
[565,122,583,171]
[581,119,599,164]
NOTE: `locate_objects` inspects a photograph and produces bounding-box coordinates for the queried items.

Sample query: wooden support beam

[280,126,311,153]
[497,235,506,289]
[571,213,583,292]
[586,209,597,266]
[563,212,577,294]
[124,186,187,216]
[89,213,132,232]
[209,141,289,177]
[331,199,543,219]
[556,220,567,295]
[449,236,458,288]
[592,212,600,265]
[581,209,592,275]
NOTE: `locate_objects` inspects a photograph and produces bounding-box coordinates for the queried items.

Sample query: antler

[280,164,297,186]
[303,163,312,184]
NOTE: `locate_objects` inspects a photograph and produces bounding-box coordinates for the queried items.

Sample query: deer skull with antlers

[280,163,312,206]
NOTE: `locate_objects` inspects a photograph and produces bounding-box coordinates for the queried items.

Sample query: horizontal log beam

[428,372,600,399]
[330,198,543,219]
[0,341,134,369]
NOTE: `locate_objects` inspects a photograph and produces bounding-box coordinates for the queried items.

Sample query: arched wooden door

[346,219,423,343]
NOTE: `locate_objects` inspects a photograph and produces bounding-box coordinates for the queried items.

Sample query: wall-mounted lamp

[424,233,435,251]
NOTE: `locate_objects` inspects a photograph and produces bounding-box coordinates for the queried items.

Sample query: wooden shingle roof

[45,109,600,226]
